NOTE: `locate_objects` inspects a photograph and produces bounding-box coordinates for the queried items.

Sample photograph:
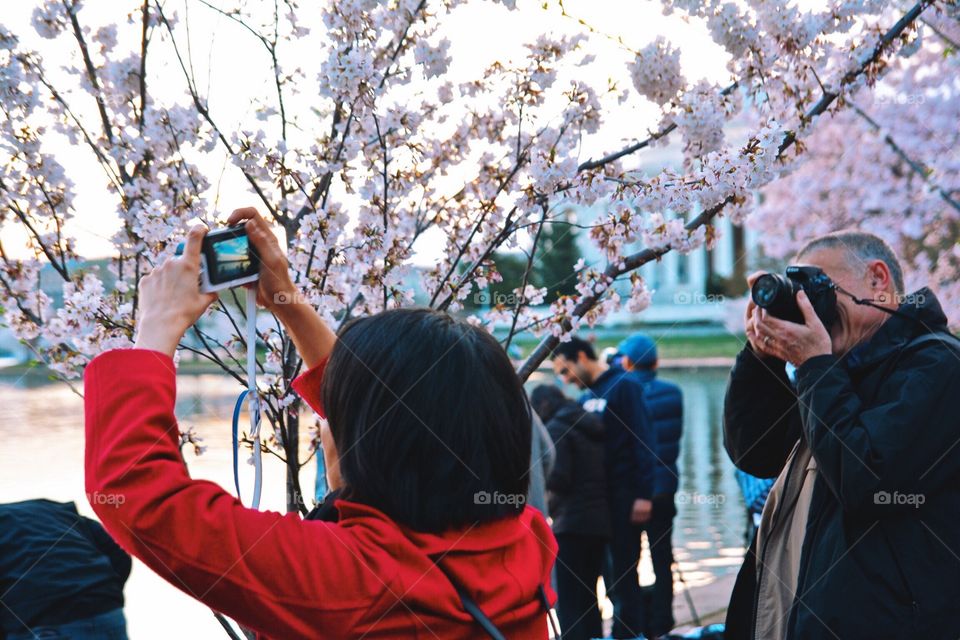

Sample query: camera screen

[208,233,256,284]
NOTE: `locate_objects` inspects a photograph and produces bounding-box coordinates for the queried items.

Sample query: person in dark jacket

[724,230,960,640]
[0,499,131,639]
[619,333,683,638]
[552,337,657,639]
[531,384,611,640]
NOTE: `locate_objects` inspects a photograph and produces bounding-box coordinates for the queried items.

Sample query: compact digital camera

[750,265,838,328]
[175,225,260,293]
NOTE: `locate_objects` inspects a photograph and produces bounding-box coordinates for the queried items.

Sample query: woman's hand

[134,226,219,357]
[226,207,296,312]
[226,207,336,369]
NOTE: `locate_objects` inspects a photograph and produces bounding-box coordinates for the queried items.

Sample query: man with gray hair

[722,230,960,639]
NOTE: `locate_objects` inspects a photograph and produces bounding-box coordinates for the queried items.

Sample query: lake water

[0,365,747,638]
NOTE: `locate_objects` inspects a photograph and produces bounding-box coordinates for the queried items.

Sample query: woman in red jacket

[84,208,557,639]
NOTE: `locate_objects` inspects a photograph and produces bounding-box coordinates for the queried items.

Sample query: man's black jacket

[543,399,611,539]
[580,366,656,503]
[723,288,960,640]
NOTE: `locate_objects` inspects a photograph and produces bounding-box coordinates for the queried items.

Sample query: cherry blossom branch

[849,100,960,214]
[0,179,69,280]
[555,0,640,55]
[137,1,150,133]
[778,0,934,155]
[26,60,124,190]
[920,16,960,49]
[516,0,936,382]
[62,0,124,179]
[504,204,549,351]
[576,81,738,172]
[516,196,732,380]
[428,162,527,307]
[153,1,282,222]
[433,120,578,309]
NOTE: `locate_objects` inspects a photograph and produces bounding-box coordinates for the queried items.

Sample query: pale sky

[1,0,738,263]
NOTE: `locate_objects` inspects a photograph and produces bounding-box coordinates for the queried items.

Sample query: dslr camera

[750,266,838,328]
[175,225,260,293]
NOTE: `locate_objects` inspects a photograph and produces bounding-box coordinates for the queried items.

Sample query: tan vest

[754,440,818,640]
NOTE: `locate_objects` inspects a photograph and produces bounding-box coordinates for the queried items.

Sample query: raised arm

[227,207,335,370]
[94,217,381,637]
[722,272,806,478]
[723,344,801,477]
[84,350,382,638]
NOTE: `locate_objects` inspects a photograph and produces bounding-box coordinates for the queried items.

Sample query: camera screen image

[210,235,255,283]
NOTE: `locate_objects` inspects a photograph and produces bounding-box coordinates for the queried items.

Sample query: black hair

[321,308,531,532]
[550,336,596,362]
[529,385,568,424]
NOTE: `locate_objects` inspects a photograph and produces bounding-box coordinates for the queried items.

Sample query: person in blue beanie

[618,333,684,639]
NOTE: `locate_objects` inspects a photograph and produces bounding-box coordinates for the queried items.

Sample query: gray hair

[797,230,904,295]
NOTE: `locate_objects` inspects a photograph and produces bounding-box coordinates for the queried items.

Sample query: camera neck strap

[833,285,922,325]
[231,292,263,509]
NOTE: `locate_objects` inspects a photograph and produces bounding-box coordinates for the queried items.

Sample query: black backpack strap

[432,561,507,640]
[431,559,561,640]
[903,331,960,354]
[538,585,562,640]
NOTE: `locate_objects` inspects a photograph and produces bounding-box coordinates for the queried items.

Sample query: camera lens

[750,272,806,324]
[751,274,783,308]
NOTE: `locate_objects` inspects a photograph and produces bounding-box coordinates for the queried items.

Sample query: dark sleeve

[671,384,684,442]
[611,381,656,501]
[545,418,575,494]
[795,343,960,512]
[78,515,132,583]
[304,488,343,522]
[723,345,802,478]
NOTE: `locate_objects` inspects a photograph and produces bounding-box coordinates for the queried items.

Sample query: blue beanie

[617,333,657,368]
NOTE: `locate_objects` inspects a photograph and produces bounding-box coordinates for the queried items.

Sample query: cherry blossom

[0,0,949,512]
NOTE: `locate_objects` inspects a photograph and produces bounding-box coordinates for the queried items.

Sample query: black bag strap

[432,559,561,640]
[432,561,507,640]
[903,330,960,354]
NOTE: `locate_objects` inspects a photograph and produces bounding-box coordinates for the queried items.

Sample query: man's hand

[630,498,652,524]
[744,271,777,358]
[134,226,218,357]
[754,290,833,366]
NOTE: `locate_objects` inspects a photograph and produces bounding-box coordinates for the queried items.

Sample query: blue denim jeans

[7,608,127,640]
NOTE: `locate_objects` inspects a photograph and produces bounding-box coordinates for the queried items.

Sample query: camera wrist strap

[231,292,263,510]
